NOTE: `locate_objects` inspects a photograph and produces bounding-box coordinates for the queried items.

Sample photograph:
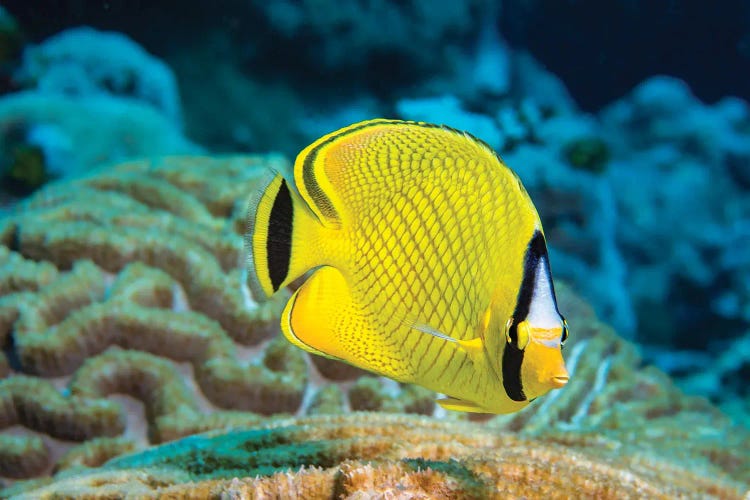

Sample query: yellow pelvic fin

[282,266,413,380]
[245,170,323,300]
[456,337,485,358]
[408,322,486,362]
[436,397,487,413]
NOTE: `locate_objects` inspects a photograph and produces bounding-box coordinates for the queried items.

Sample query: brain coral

[0,155,436,485]
[0,155,748,498]
[7,413,749,499]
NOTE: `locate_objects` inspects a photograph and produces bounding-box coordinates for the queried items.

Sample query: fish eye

[504,317,514,344]
[560,318,569,347]
[505,317,530,350]
[516,322,530,350]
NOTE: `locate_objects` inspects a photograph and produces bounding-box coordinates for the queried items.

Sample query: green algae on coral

[2,144,49,195]
[402,458,492,498]
[562,136,610,173]
[107,427,340,480]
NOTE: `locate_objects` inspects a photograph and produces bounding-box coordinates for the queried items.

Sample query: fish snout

[549,373,569,388]
[547,362,570,388]
[522,340,570,397]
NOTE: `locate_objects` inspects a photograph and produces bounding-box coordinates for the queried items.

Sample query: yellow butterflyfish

[244,119,569,414]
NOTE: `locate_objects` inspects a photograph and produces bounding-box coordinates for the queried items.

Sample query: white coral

[17,26,182,125]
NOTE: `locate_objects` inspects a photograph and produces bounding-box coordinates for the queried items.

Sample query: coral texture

[8,413,748,499]
[17,26,182,123]
[601,77,750,339]
[0,92,199,180]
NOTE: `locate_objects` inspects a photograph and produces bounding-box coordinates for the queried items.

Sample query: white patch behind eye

[527,257,561,329]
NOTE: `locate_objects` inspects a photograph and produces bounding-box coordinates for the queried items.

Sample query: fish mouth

[549,374,569,388]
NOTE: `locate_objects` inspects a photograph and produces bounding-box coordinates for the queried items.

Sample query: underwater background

[0,1,748,497]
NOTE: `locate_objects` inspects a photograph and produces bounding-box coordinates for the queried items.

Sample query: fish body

[245,119,569,414]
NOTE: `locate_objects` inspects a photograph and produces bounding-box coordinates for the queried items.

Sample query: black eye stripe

[508,321,518,344]
[502,342,526,401]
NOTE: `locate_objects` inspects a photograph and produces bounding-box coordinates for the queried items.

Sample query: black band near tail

[267,179,294,292]
[502,343,526,401]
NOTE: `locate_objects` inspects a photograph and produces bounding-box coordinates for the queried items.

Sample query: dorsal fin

[293,118,505,230]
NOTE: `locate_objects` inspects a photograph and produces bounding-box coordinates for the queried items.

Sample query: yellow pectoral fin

[436,397,487,413]
[281,287,335,360]
[281,266,412,381]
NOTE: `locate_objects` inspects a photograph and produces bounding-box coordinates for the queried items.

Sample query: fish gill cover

[0,1,747,498]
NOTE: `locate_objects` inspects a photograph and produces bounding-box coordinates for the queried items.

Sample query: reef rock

[0,27,197,184]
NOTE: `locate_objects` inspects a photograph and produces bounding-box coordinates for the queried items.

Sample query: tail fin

[244,170,322,299]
